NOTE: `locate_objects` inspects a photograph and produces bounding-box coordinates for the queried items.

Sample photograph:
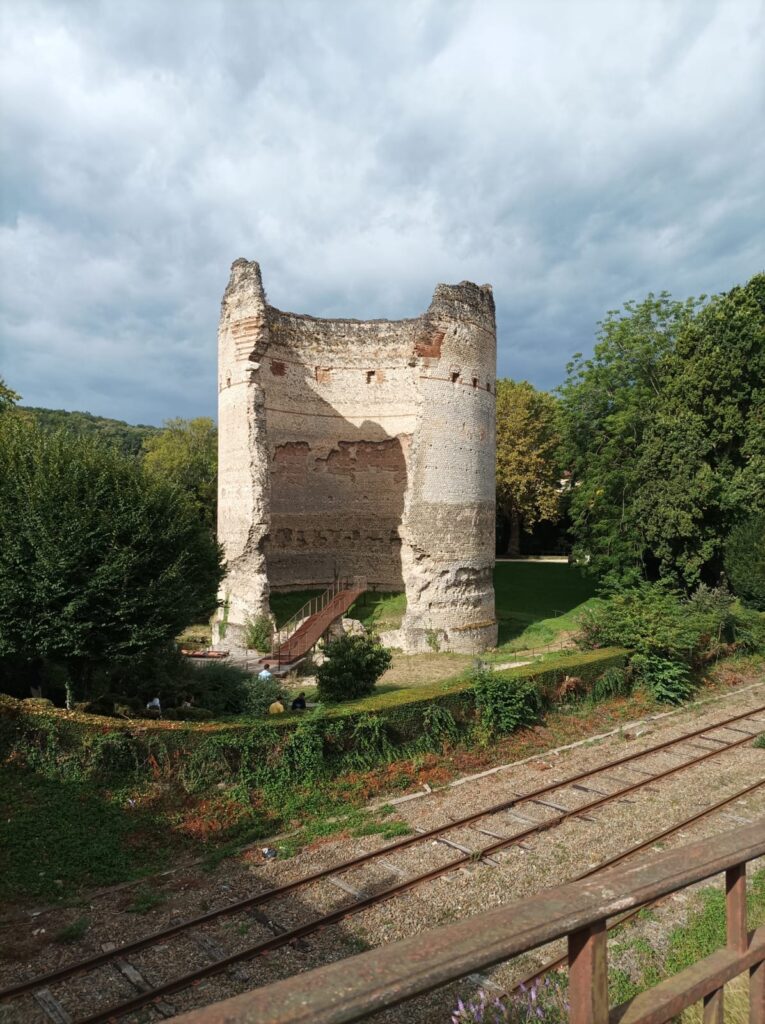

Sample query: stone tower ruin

[214,259,497,653]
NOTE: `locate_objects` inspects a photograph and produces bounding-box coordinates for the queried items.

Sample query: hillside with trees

[19,405,161,455]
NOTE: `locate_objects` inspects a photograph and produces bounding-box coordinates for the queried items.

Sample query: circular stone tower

[214,259,497,653]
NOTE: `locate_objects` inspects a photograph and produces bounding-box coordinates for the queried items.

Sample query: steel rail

[3,701,763,1009]
[509,775,765,994]
[72,720,765,1024]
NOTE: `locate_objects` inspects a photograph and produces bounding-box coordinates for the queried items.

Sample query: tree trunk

[508,510,522,557]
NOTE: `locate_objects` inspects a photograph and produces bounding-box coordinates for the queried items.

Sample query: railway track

[3,701,765,1024]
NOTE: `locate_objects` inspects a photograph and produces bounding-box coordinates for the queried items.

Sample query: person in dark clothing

[291,692,307,711]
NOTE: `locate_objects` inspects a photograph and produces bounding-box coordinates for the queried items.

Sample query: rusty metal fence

[171,820,765,1024]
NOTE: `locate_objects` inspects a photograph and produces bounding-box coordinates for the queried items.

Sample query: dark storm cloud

[1,0,763,424]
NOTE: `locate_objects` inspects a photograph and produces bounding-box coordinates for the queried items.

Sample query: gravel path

[2,676,764,1024]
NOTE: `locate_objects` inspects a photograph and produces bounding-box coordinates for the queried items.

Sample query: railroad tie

[504,807,540,826]
[594,776,638,802]
[416,826,501,866]
[571,783,609,796]
[527,797,597,822]
[192,935,250,982]
[718,725,759,736]
[114,960,176,1017]
[327,876,367,899]
[377,858,406,877]
[722,812,754,825]
[244,907,309,952]
[33,989,72,1024]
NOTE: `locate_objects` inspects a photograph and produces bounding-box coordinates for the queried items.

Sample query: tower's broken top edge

[227,258,494,323]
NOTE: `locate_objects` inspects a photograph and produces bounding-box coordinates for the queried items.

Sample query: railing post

[727,863,748,953]
[703,988,724,1024]
[568,921,608,1024]
[750,957,765,1023]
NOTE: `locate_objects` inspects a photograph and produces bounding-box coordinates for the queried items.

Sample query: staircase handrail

[270,576,365,656]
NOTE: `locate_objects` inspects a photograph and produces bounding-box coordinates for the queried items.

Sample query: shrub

[241,676,288,717]
[591,665,631,702]
[244,615,273,652]
[578,582,760,692]
[631,653,696,705]
[316,634,392,703]
[725,514,765,610]
[732,609,765,653]
[183,662,251,715]
[472,669,542,734]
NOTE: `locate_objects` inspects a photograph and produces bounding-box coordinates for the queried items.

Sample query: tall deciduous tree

[142,417,218,532]
[559,274,764,588]
[495,379,562,556]
[0,417,224,696]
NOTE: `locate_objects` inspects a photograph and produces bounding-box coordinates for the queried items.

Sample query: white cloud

[0,0,763,422]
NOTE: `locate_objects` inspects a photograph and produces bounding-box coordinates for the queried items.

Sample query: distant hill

[19,406,162,456]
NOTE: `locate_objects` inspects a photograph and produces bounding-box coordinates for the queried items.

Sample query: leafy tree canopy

[0,417,224,695]
[495,379,562,556]
[142,417,218,532]
[0,376,20,412]
[559,274,764,589]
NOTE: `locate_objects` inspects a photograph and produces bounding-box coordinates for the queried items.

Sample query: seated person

[268,698,285,714]
[291,692,307,711]
[258,663,273,681]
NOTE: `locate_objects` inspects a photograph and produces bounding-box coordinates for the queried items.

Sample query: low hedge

[0,648,628,790]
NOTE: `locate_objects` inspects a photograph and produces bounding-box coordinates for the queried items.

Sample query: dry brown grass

[378,651,474,688]
[681,973,751,1023]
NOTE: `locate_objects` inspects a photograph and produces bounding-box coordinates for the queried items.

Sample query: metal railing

[170,820,765,1024]
[270,576,366,666]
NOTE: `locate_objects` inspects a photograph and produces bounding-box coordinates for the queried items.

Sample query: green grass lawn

[490,561,599,654]
[272,564,598,656]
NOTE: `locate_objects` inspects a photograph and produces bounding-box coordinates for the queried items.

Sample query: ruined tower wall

[262,312,419,592]
[215,259,497,653]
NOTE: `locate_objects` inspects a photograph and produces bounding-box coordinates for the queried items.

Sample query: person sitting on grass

[258,663,273,681]
[268,697,285,714]
[291,692,307,711]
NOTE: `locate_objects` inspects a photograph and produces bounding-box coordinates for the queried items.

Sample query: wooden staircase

[268,577,366,668]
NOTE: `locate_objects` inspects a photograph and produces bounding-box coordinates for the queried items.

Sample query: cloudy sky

[1,0,763,425]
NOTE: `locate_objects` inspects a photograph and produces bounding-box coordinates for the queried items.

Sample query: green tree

[143,417,218,531]
[725,513,765,610]
[495,380,562,556]
[634,275,765,587]
[559,291,700,585]
[0,417,224,699]
[0,376,20,413]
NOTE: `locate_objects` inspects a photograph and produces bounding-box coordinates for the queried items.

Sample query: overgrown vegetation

[578,582,764,702]
[243,615,273,652]
[472,670,542,733]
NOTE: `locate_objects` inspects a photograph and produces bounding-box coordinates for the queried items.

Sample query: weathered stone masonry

[214,258,497,653]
